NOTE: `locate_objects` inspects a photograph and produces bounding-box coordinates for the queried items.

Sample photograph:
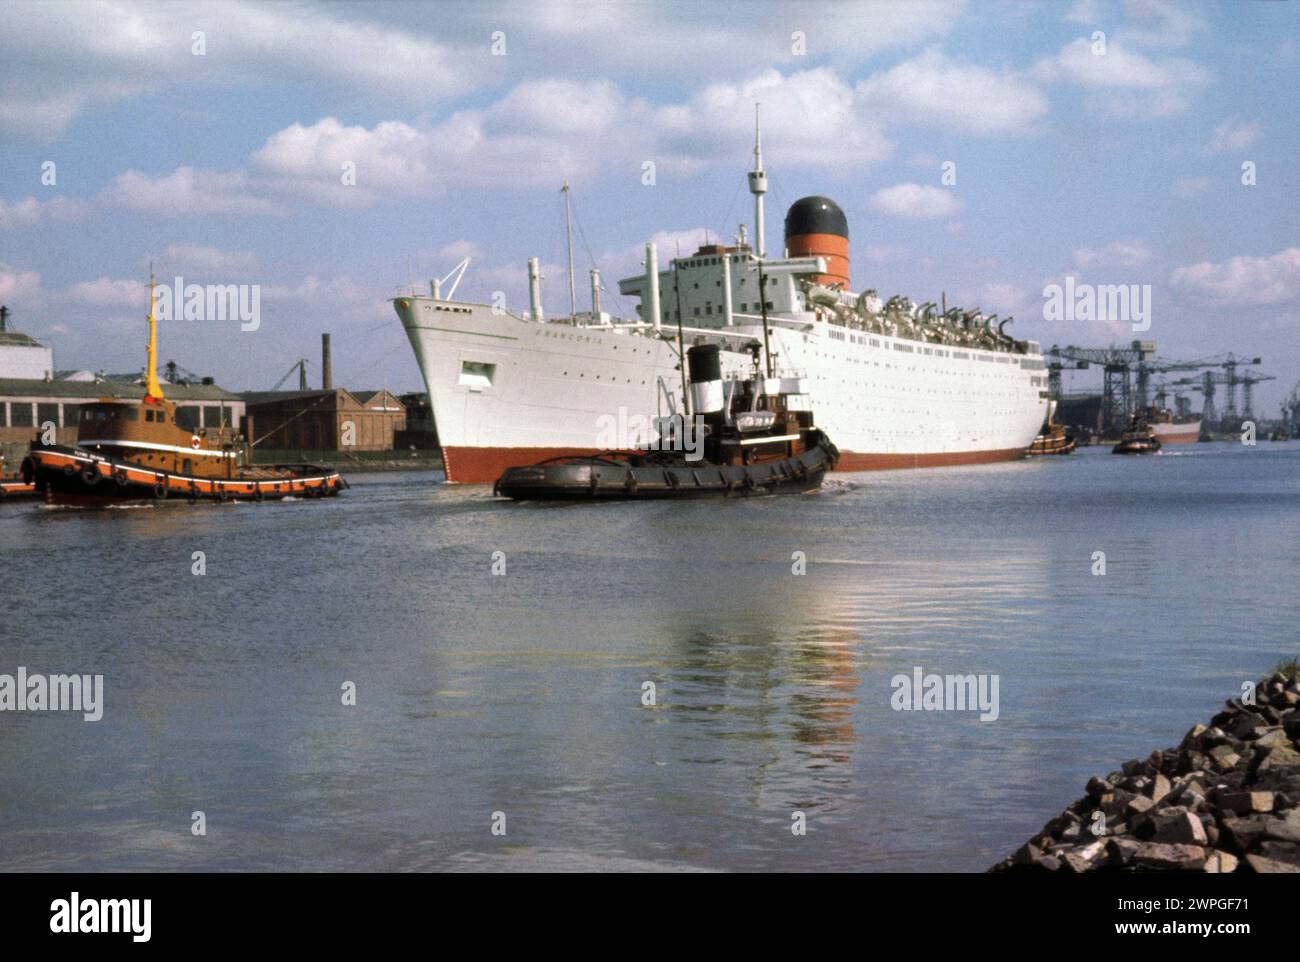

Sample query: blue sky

[0,0,1295,411]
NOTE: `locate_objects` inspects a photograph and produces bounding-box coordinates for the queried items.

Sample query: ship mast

[747,104,767,258]
[144,269,164,402]
[562,181,577,318]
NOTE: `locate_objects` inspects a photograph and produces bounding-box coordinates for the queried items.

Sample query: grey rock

[1152,809,1208,845]
[1086,775,1112,799]
[1216,789,1274,814]
[1133,842,1207,870]
[1221,815,1270,853]
[1204,850,1239,873]
[1253,744,1300,776]
[1147,773,1172,803]
[1244,854,1300,873]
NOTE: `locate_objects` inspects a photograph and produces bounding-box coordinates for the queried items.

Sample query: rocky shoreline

[991,669,1300,873]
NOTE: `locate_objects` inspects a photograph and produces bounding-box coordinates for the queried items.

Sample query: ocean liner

[394,121,1050,483]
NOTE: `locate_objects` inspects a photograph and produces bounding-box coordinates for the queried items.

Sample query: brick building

[239,388,406,452]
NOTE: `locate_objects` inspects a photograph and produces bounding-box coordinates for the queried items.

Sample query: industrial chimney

[321,333,333,390]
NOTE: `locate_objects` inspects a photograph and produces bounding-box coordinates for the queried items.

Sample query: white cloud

[509,0,964,76]
[431,240,485,264]
[152,244,258,273]
[1033,38,1209,118]
[1074,239,1151,269]
[0,1,485,140]
[972,282,1033,318]
[1205,116,1261,154]
[261,275,373,304]
[53,277,146,307]
[102,167,279,216]
[1169,248,1300,304]
[250,69,895,206]
[0,264,43,305]
[857,47,1049,133]
[1119,0,1208,48]
[869,183,961,220]
[1064,0,1102,26]
[0,195,88,228]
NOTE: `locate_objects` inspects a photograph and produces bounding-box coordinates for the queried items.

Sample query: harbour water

[1,441,1297,872]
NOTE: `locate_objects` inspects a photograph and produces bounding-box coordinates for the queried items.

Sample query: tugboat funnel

[687,344,724,422]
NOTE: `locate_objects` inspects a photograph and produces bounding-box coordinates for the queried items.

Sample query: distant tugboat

[494,343,838,500]
[28,275,347,505]
[1112,415,1162,455]
[1025,403,1076,456]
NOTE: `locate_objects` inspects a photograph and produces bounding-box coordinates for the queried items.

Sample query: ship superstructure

[393,118,1050,483]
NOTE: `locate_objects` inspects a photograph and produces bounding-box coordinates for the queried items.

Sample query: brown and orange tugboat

[28,275,346,506]
[493,343,838,500]
[0,452,37,501]
[1025,403,1076,456]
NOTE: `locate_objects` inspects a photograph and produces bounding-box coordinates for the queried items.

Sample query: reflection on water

[0,442,1297,871]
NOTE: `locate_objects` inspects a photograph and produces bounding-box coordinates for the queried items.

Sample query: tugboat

[1112,416,1162,455]
[493,343,838,500]
[1025,403,1076,456]
[28,275,347,505]
[0,453,37,501]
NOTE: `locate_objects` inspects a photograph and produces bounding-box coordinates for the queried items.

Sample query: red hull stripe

[442,445,1027,484]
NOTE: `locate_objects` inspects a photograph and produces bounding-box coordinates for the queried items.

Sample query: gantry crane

[1045,341,1156,433]
[271,358,310,391]
[1171,368,1276,424]
[1282,380,1300,437]
[1045,341,1226,433]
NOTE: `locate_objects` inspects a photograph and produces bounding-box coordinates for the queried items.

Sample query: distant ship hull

[396,300,1049,483]
[1150,418,1201,444]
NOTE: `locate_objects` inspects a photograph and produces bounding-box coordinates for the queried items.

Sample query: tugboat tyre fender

[81,464,100,486]
[63,464,77,477]
[114,468,129,487]
[253,486,265,502]
[152,480,168,499]
[20,457,34,484]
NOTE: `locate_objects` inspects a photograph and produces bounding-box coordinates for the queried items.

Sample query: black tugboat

[493,344,838,500]
[1112,414,1162,455]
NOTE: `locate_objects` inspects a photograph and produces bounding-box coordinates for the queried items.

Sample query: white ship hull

[1150,418,1202,444]
[395,298,1050,483]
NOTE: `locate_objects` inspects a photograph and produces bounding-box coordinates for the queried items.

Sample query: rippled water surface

[2,441,1297,871]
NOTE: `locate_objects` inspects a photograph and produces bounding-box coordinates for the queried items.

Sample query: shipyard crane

[161,359,205,385]
[1171,369,1276,424]
[1282,380,1300,437]
[1045,342,1155,432]
[1151,380,1197,419]
[271,358,309,391]
[1207,353,1263,421]
[1046,342,1265,433]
